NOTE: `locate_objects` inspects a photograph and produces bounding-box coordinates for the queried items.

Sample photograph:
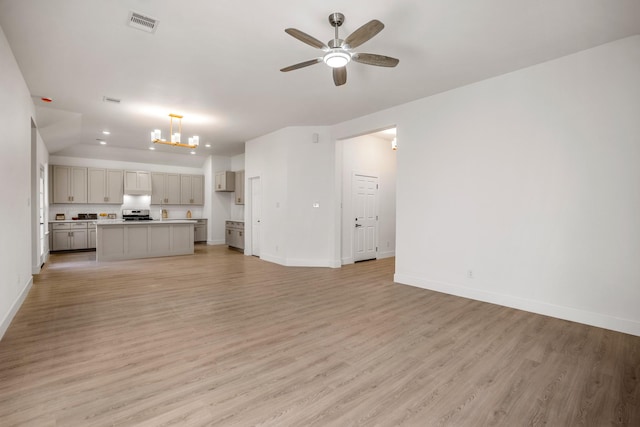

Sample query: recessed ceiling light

[205,144,211,148]
[190,151,196,155]
[149,146,155,150]
[102,130,110,135]
[99,141,107,145]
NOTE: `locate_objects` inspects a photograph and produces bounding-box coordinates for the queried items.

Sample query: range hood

[124,187,152,196]
[124,171,152,195]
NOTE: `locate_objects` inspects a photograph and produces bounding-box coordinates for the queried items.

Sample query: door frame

[246,175,261,257]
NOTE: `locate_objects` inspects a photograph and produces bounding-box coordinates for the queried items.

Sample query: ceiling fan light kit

[151,114,200,149]
[323,49,351,68]
[281,12,399,86]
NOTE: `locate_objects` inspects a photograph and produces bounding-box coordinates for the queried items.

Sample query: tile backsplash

[49,196,204,220]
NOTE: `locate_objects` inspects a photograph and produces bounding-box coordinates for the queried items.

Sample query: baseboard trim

[0,276,33,342]
[285,258,335,268]
[394,273,640,337]
[207,239,225,245]
[377,251,395,260]
[260,254,338,268]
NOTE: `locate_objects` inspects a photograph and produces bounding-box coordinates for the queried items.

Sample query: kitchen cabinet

[52,165,87,204]
[225,220,244,250]
[234,170,245,205]
[51,222,89,251]
[124,170,152,195]
[151,172,181,204]
[194,219,207,242]
[215,171,235,192]
[88,225,97,249]
[180,174,204,205]
[88,168,123,204]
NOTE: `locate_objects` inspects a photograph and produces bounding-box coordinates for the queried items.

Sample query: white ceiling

[1,0,639,167]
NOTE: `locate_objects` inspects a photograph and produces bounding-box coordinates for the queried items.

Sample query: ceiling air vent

[103,96,121,104]
[127,11,159,34]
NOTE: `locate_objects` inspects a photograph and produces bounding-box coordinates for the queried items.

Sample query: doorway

[340,127,397,265]
[248,176,261,256]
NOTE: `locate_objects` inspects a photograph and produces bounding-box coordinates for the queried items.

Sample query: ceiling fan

[280,12,399,86]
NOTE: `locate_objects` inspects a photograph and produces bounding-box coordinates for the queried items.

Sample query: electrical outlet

[467,270,474,279]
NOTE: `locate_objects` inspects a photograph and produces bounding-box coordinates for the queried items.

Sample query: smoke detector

[127,11,159,34]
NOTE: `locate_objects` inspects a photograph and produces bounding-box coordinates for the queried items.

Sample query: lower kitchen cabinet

[50,222,94,251]
[194,219,207,242]
[88,227,97,249]
[225,221,244,250]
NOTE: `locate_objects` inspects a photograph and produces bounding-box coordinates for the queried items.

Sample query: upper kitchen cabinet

[234,170,245,205]
[88,168,123,204]
[151,172,181,204]
[215,171,235,192]
[180,174,204,205]
[124,170,152,195]
[52,165,87,204]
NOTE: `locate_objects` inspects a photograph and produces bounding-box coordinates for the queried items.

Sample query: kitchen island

[96,220,195,261]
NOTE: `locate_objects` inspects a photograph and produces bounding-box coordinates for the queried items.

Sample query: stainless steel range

[122,209,152,221]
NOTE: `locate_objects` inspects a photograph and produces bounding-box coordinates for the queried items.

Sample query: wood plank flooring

[0,244,638,426]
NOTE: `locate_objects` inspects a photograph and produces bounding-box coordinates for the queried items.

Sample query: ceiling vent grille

[127,11,159,33]
[103,96,121,104]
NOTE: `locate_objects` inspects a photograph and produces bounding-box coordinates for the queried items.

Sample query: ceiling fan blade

[333,67,347,86]
[344,20,384,48]
[352,53,399,67]
[284,28,328,50]
[280,58,322,72]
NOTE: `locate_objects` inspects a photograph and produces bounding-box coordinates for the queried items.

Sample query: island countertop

[96,219,197,225]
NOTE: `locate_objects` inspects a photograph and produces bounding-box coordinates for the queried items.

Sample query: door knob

[355,224,362,228]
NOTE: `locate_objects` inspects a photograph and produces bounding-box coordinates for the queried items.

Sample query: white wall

[230,153,245,221]
[341,134,397,264]
[0,25,39,339]
[245,127,336,267]
[209,155,233,244]
[331,35,640,336]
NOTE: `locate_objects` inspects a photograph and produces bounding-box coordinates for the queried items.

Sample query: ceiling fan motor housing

[328,13,345,27]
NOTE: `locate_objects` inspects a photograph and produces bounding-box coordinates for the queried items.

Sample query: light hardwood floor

[0,245,638,426]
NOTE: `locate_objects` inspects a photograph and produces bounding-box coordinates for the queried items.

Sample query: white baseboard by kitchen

[260,254,339,268]
[377,250,395,260]
[394,273,640,337]
[0,276,33,342]
[285,258,336,268]
[207,239,225,245]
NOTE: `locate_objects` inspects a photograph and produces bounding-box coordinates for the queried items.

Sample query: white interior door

[250,177,261,256]
[353,174,378,262]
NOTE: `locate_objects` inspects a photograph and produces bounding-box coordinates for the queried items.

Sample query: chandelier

[150,114,199,149]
